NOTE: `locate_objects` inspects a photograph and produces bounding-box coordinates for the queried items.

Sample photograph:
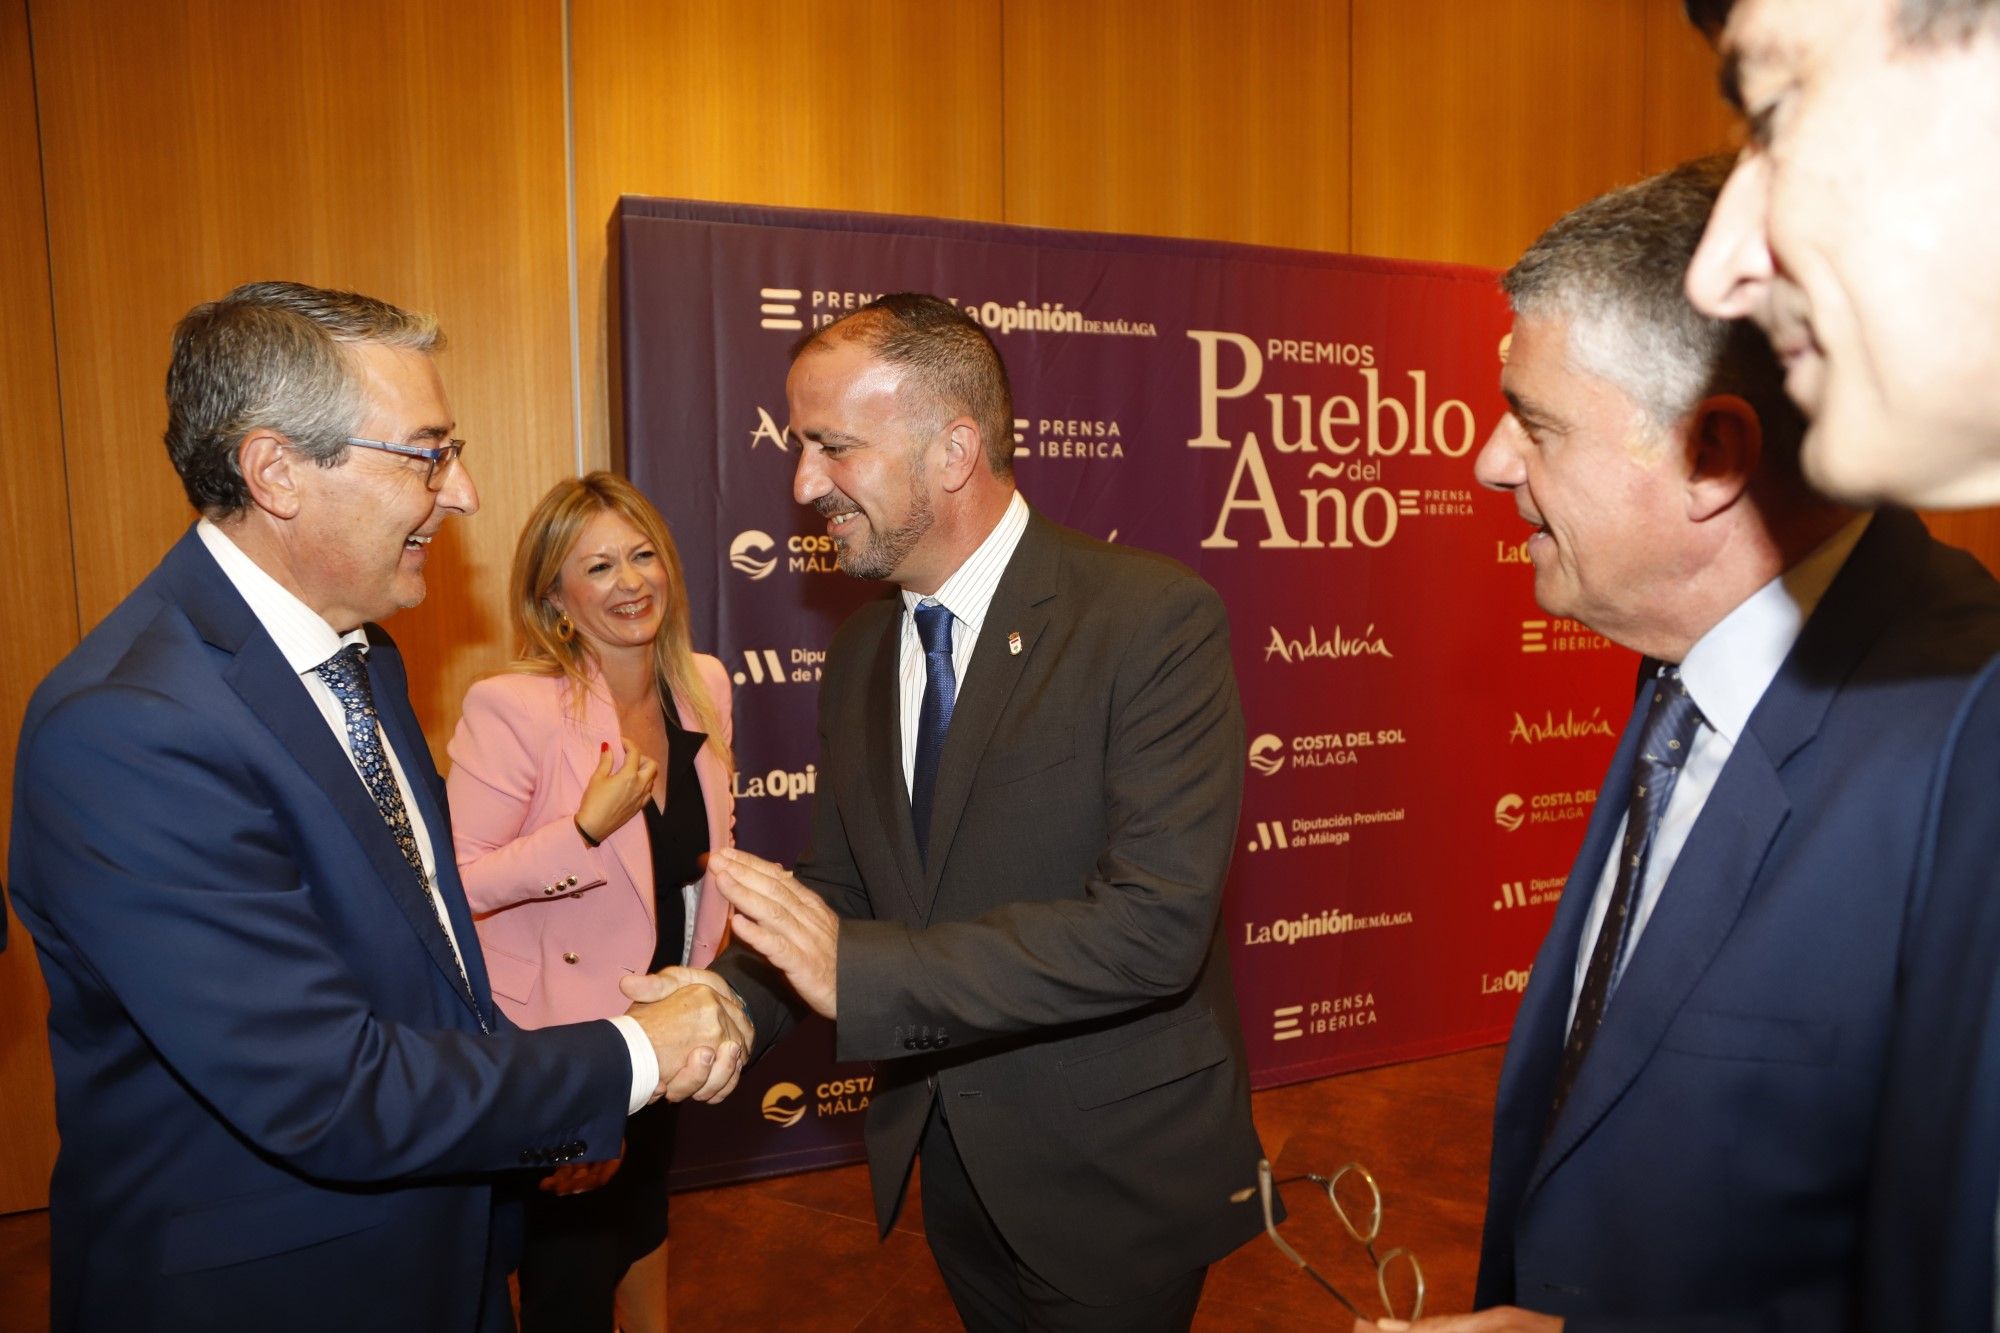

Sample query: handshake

[612,846,844,1108]
[618,966,754,1106]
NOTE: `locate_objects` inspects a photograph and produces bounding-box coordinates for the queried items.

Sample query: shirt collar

[196,518,369,676]
[1677,513,1872,744]
[900,489,1030,629]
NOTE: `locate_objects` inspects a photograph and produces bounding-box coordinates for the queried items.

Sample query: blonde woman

[447,472,733,1333]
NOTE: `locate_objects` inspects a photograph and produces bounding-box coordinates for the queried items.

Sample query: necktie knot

[915,602,954,656]
[1638,666,1704,771]
[314,643,374,711]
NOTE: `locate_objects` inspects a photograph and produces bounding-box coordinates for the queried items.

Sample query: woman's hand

[574,738,659,845]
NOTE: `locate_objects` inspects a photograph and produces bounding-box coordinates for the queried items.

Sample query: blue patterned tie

[911,602,958,863]
[1548,665,1704,1125]
[315,644,476,1009]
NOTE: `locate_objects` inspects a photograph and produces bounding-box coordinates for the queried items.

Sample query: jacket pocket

[161,1182,394,1274]
[1660,1008,1838,1066]
[982,732,1075,786]
[484,942,541,1005]
[1059,1011,1231,1110]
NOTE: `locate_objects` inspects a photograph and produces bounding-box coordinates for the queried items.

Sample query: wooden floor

[0,1045,1503,1331]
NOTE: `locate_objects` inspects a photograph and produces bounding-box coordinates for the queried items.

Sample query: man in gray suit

[700,292,1268,1330]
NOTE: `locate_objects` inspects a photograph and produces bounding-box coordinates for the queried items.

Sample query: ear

[1683,394,1761,523]
[937,417,984,494]
[239,429,303,519]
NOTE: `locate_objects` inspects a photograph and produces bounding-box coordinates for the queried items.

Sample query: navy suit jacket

[1476,511,2000,1331]
[1864,645,2000,1329]
[8,529,631,1333]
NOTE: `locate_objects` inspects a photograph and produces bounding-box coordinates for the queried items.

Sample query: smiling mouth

[404,533,434,552]
[610,597,653,619]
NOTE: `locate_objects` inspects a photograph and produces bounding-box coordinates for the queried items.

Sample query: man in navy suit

[1683,3,2000,1326]
[1367,159,2000,1332]
[7,282,752,1332]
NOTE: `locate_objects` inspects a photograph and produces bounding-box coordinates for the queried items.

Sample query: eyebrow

[795,427,866,448]
[1503,388,1560,433]
[407,425,453,444]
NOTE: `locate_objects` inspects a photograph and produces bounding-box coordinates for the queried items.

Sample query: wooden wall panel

[1002,0,1350,252]
[1351,0,1648,269]
[570,0,1004,469]
[1641,0,1740,171]
[0,0,70,1216]
[29,0,577,740]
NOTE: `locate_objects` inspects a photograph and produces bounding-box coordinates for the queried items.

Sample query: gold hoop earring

[555,612,575,643]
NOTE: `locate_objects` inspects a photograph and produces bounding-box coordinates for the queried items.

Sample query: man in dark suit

[697,292,1268,1329]
[1683,4,2000,1326]
[1372,159,2000,1333]
[8,281,750,1332]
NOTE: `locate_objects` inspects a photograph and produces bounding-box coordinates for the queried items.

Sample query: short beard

[836,475,935,581]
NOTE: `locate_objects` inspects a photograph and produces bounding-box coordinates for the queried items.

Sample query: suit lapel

[162,534,486,1026]
[921,519,1060,906]
[859,601,930,922]
[563,669,655,928]
[1529,512,1919,1197]
[367,634,496,1025]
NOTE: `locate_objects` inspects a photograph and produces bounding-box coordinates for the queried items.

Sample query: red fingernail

[601,741,609,752]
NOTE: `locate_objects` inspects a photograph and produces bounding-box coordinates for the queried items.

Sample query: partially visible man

[1684,0,2000,507]
[1684,4,2000,1328]
[1366,158,2000,1333]
[8,282,751,1333]
[687,293,1269,1329]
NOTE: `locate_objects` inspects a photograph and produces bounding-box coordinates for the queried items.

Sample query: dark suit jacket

[1864,635,2000,1329]
[8,529,632,1333]
[1476,511,2000,1332]
[719,509,1268,1304]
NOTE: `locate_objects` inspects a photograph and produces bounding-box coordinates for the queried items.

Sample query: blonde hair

[505,472,732,772]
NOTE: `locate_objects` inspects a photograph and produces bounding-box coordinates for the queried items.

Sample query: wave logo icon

[761,1082,806,1128]
[1248,734,1286,777]
[729,530,776,580]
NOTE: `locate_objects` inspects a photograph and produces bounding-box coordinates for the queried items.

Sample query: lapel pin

[1008,631,1022,655]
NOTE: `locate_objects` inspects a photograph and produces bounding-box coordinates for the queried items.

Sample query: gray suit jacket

[720,508,1268,1303]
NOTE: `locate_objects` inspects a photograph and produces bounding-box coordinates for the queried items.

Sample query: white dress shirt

[196,520,656,1112]
[1566,514,1873,1029]
[898,489,1031,794]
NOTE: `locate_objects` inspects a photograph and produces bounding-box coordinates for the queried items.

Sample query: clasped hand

[619,967,754,1104]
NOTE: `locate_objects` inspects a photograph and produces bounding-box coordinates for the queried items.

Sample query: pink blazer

[445,655,734,1030]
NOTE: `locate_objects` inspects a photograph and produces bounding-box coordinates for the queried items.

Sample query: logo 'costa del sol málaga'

[728,530,775,580]
[1494,794,1525,832]
[1248,734,1286,776]
[761,1082,805,1128]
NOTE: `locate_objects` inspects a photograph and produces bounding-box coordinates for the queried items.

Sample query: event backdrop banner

[617,197,1632,1190]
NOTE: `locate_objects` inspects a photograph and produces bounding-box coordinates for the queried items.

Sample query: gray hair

[1503,155,1798,456]
[1687,0,1999,42]
[795,292,1016,479]
[165,281,442,517]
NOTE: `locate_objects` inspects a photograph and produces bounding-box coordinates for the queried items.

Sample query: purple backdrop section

[617,196,1632,1190]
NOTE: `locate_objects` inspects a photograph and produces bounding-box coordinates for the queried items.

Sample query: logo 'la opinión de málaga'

[761,1082,805,1127]
[1248,734,1286,776]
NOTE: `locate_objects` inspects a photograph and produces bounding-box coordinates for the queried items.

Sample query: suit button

[564,952,579,964]
[903,1037,917,1050]
[543,885,556,896]
[566,875,578,886]
[935,1032,950,1048]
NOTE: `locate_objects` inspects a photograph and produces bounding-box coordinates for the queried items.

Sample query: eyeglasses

[341,435,467,490]
[1232,1158,1425,1323]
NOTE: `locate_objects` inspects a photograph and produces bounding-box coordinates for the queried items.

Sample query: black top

[642,705,708,973]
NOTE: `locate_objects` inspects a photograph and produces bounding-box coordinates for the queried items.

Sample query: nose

[793,446,829,507]
[1475,416,1527,493]
[439,452,480,517]
[1687,152,1774,320]
[613,558,642,589]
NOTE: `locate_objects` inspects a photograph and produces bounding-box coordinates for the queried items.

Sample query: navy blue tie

[1548,665,1703,1126]
[911,602,957,863]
